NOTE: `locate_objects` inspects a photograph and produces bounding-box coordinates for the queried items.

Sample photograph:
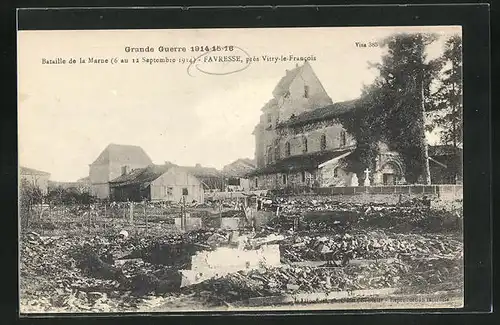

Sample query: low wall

[314,185,462,201]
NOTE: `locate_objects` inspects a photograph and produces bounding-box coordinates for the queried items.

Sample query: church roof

[278,99,358,128]
[90,143,153,166]
[247,149,353,176]
[272,63,305,98]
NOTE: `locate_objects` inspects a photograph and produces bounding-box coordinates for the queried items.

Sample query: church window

[320,134,327,151]
[301,171,306,183]
[274,139,281,160]
[340,131,346,147]
[333,167,339,177]
[285,142,291,157]
[302,136,308,153]
[266,147,273,165]
[282,174,288,185]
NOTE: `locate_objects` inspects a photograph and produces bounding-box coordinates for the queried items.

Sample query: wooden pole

[103,203,107,233]
[219,200,222,228]
[182,195,186,231]
[144,202,148,234]
[129,202,134,225]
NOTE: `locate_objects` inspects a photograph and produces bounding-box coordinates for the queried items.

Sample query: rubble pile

[20,195,464,312]
[281,230,462,263]
[186,254,462,304]
[20,232,144,312]
[267,197,461,233]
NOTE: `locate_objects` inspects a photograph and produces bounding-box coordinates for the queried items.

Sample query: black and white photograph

[18,26,464,313]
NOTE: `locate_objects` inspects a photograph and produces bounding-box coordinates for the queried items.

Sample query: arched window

[255,178,258,188]
[285,142,291,157]
[304,85,309,98]
[301,171,306,183]
[340,131,346,147]
[320,134,327,151]
[302,136,308,153]
[274,139,281,160]
[333,167,339,177]
[266,147,273,165]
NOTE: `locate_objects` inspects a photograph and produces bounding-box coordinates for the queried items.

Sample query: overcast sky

[18,26,460,181]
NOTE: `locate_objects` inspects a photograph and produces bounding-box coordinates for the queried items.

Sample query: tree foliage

[46,186,96,205]
[19,178,43,227]
[339,33,442,183]
[429,35,463,148]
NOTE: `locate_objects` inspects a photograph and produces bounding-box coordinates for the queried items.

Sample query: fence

[21,201,189,236]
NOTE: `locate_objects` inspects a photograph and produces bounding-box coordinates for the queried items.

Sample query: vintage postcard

[18,26,463,313]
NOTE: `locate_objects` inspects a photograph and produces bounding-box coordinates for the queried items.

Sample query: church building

[248,61,406,190]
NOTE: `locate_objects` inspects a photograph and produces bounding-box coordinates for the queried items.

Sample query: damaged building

[248,61,458,190]
[222,158,256,192]
[89,144,153,199]
[109,164,205,203]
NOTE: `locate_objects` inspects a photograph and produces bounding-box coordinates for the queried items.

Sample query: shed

[109,165,204,203]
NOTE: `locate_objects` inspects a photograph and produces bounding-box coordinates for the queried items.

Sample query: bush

[46,186,97,205]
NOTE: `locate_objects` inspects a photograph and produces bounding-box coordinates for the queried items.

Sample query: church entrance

[380,161,402,185]
[383,173,395,185]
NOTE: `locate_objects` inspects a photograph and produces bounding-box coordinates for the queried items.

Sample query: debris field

[20,196,463,312]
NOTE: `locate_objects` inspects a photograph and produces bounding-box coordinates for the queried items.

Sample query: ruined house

[19,166,51,194]
[109,164,204,203]
[222,158,256,191]
[249,61,405,190]
[89,144,153,199]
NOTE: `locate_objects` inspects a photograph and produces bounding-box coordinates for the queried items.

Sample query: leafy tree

[19,178,43,228]
[429,35,463,148]
[340,33,442,184]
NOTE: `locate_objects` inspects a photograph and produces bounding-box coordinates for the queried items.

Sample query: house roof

[247,149,353,176]
[222,158,256,177]
[20,166,50,176]
[428,145,463,157]
[277,99,358,128]
[109,165,170,187]
[109,163,222,189]
[77,176,90,182]
[181,165,222,178]
[90,143,153,166]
